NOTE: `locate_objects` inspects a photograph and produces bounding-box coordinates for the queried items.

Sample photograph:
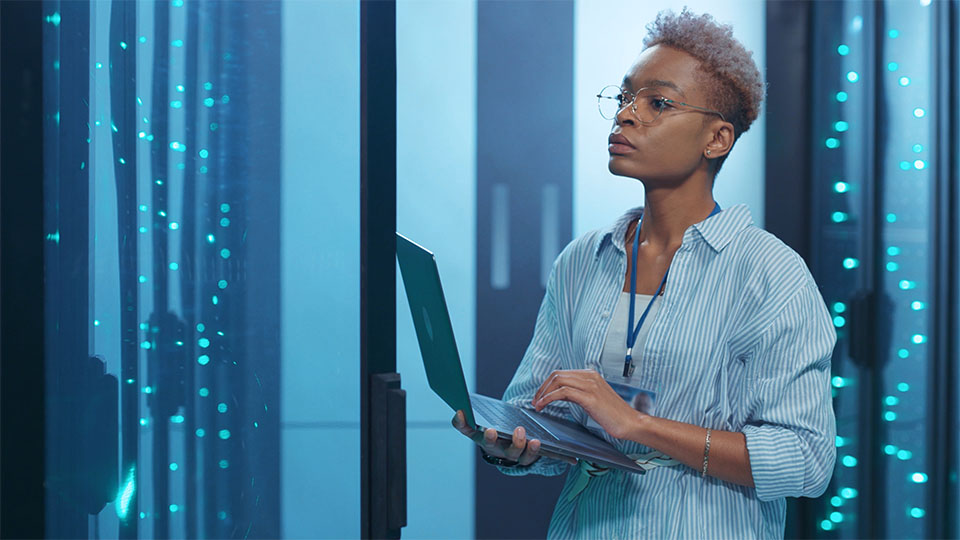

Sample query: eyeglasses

[596,85,725,124]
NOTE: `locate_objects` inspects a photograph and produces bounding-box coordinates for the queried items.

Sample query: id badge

[585,374,658,437]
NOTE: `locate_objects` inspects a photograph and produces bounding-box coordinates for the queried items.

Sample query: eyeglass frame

[596,84,726,124]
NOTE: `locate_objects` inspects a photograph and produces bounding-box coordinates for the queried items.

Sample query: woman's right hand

[451,410,577,467]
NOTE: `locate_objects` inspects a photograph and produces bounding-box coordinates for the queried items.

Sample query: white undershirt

[598,291,662,378]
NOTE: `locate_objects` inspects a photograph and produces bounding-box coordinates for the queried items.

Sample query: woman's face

[607,44,724,186]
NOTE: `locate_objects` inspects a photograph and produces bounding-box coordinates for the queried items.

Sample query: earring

[706,149,712,156]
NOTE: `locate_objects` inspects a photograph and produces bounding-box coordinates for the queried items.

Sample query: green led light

[842,258,859,269]
[835,436,848,447]
[94,319,100,327]
[886,262,899,272]
[220,248,231,259]
[821,520,834,531]
[170,504,179,513]
[204,97,215,108]
[913,144,923,153]
[219,429,231,440]
[842,455,858,467]
[898,382,910,392]
[831,211,849,223]
[900,161,911,170]
[212,295,219,305]
[833,302,847,313]
[204,81,213,90]
[139,418,148,426]
[830,512,844,523]
[170,100,183,109]
[898,449,913,460]
[898,349,909,359]
[199,387,210,397]
[210,122,218,131]
[198,354,210,366]
[834,181,850,193]
[143,386,153,394]
[198,338,210,348]
[836,91,848,103]
[837,44,850,55]
[207,234,216,244]
[833,316,846,328]
[140,341,151,350]
[217,402,228,413]
[885,395,900,406]
[169,222,180,230]
[825,137,840,149]
[847,71,859,83]
[176,85,184,92]
[169,463,178,471]
[885,411,898,421]
[199,149,209,159]
[169,262,179,270]
[885,445,898,455]
[888,246,901,256]
[196,428,205,437]
[222,95,231,104]
[841,487,858,499]
[220,217,230,227]
[219,459,229,469]
[831,496,844,507]
[139,226,147,234]
[170,415,184,424]
[889,29,900,38]
[888,62,899,71]
[899,280,916,290]
[887,213,898,223]
[899,77,910,87]
[197,323,205,332]
[832,376,848,388]
[911,301,925,310]
[914,160,926,170]
[171,39,184,47]
[912,334,926,344]
[138,275,147,283]
[911,472,928,483]
[218,279,228,289]
[914,108,926,118]
[221,203,231,213]
[910,507,925,518]
[834,121,849,132]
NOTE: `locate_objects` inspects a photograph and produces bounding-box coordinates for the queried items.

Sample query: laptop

[396,232,646,474]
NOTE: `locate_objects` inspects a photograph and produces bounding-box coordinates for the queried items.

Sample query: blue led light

[911,473,928,483]
[219,429,231,440]
[171,39,184,47]
[835,436,847,447]
[842,455,858,467]
[887,213,898,223]
[199,387,210,397]
[170,100,183,109]
[176,85,184,92]
[198,338,210,348]
[170,415,184,424]
[834,181,850,193]
[207,234,216,244]
[910,508,925,519]
[197,323,205,332]
[825,138,840,149]
[169,222,179,230]
[912,334,926,344]
[885,444,898,455]
[212,295,219,305]
[837,44,850,55]
[169,262,179,271]
[831,496,844,507]
[899,77,911,87]
[899,280,916,290]
[830,512,844,523]
[199,149,209,158]
[897,449,913,460]
[221,203,231,213]
[914,108,926,118]
[832,376,848,388]
[204,97,215,108]
[170,504,180,513]
[847,71,859,83]
[834,121,849,132]
[914,160,926,170]
[220,248,231,259]
[196,428,205,437]
[217,402,228,413]
[898,349,909,359]
[204,81,213,90]
[913,144,923,153]
[169,462,178,471]
[833,316,846,328]
[220,217,230,227]
[886,262,899,272]
[889,29,900,38]
[836,91,848,103]
[842,258,859,269]
[821,520,834,531]
[198,354,210,366]
[900,161,911,170]
[888,62,898,71]
[888,246,901,256]
[886,395,900,406]
[898,382,910,392]
[218,279,228,289]
[911,301,925,310]
[834,302,846,313]
[884,411,897,421]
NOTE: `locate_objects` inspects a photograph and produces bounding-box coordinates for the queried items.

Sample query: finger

[503,426,526,461]
[452,410,475,437]
[535,386,588,412]
[534,370,566,403]
[516,437,541,466]
[481,427,499,452]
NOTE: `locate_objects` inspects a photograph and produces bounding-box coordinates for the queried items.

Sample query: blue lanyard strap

[623,202,720,377]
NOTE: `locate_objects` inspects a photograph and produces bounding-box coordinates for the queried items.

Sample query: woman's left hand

[532,369,643,440]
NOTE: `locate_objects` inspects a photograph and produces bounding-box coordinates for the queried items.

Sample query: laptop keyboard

[471,395,554,442]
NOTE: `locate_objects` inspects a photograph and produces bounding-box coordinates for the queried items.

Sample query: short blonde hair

[643,8,764,174]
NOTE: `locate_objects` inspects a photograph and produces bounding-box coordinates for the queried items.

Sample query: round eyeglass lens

[598,85,625,120]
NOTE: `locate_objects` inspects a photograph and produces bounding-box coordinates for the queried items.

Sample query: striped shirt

[496,204,837,539]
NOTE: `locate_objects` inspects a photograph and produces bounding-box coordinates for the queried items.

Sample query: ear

[703,120,735,160]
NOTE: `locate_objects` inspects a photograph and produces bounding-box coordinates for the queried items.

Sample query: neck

[638,183,715,250]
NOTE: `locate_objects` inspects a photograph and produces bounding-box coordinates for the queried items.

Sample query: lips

[608,133,635,154]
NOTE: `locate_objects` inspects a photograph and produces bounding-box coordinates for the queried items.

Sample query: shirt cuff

[743,423,805,501]
[494,455,570,477]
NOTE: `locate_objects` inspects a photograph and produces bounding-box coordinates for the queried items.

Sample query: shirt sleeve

[493,259,573,478]
[741,281,838,501]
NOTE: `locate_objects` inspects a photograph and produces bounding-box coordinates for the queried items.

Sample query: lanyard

[623,203,721,377]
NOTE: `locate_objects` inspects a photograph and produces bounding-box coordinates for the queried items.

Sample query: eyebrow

[621,78,686,98]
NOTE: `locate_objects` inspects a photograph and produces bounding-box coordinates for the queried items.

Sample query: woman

[454,9,836,539]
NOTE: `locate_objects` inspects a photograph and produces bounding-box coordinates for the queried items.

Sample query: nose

[614,102,637,127]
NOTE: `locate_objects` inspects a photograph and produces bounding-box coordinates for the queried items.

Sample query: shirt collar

[593,203,754,258]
